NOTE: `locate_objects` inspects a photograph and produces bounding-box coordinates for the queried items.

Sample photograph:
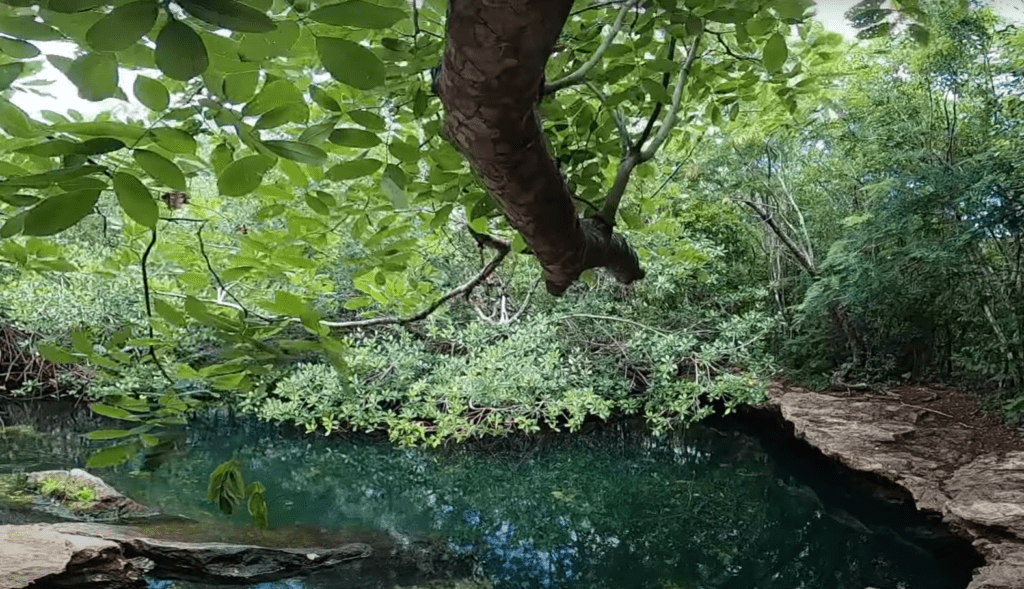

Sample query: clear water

[0,401,979,589]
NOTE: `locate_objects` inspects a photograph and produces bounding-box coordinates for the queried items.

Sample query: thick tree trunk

[437,0,645,295]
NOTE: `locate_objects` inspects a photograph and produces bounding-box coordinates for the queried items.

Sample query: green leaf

[38,343,77,363]
[113,172,158,228]
[0,16,61,41]
[53,121,145,141]
[0,98,35,138]
[218,154,273,196]
[76,137,126,155]
[22,189,101,236]
[0,211,26,237]
[316,37,385,91]
[67,52,120,101]
[387,139,418,163]
[178,0,276,33]
[85,429,134,440]
[246,482,268,529]
[134,149,187,190]
[0,61,23,91]
[348,109,385,131]
[0,36,39,59]
[304,192,329,215]
[156,20,209,81]
[762,32,788,73]
[309,85,340,111]
[223,70,259,103]
[243,79,305,116]
[86,444,135,468]
[210,143,233,173]
[329,127,381,147]
[90,403,142,421]
[381,175,406,209]
[327,159,382,181]
[153,298,185,326]
[263,140,327,166]
[86,0,158,52]
[133,76,169,111]
[71,329,92,354]
[0,193,38,206]
[149,127,197,154]
[309,1,406,29]
[685,14,703,36]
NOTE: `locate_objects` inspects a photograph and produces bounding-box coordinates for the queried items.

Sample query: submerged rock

[0,469,158,522]
[768,386,1024,589]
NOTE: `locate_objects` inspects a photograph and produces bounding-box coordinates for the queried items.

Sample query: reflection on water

[0,401,980,589]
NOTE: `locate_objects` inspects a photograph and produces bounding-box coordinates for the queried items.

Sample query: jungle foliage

[0,0,1021,487]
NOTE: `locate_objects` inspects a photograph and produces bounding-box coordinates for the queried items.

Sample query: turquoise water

[0,402,979,588]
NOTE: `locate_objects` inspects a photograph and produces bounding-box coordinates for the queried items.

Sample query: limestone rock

[946,452,1024,539]
[0,523,149,589]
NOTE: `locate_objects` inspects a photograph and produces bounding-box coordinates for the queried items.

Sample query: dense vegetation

[0,0,1021,488]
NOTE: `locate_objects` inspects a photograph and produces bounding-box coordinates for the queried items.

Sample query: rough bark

[437,0,645,295]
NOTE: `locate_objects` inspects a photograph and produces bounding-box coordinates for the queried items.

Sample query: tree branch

[640,32,702,162]
[155,234,511,329]
[545,0,636,94]
[585,80,632,155]
[636,36,676,150]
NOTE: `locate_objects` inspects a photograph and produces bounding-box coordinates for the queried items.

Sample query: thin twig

[141,228,173,384]
[546,0,636,94]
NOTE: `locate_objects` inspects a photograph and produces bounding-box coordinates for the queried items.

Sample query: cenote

[0,401,981,589]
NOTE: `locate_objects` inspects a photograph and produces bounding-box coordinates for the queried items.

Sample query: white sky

[8,1,1024,118]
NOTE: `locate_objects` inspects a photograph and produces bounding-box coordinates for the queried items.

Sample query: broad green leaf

[263,140,327,165]
[309,85,340,111]
[762,32,788,73]
[329,127,380,148]
[76,137,126,155]
[224,70,259,103]
[38,343,77,363]
[133,76,169,111]
[23,189,101,236]
[297,119,336,145]
[704,9,753,24]
[86,0,158,52]
[685,14,703,36]
[90,403,142,421]
[178,0,276,33]
[156,20,208,81]
[66,52,120,101]
[0,36,39,58]
[304,192,329,215]
[113,172,158,228]
[1,165,105,187]
[316,37,385,91]
[243,79,304,116]
[210,143,233,173]
[381,175,406,209]
[54,121,147,141]
[348,109,385,131]
[217,154,273,196]
[254,103,307,129]
[149,127,197,154]
[86,444,135,467]
[773,0,814,21]
[85,429,134,440]
[134,149,187,190]
[327,159,382,181]
[309,1,406,29]
[246,482,268,529]
[0,193,38,206]
[153,298,185,326]
[0,17,61,41]
[0,61,22,91]
[388,139,418,163]
[0,98,36,138]
[71,329,92,354]
[0,210,26,237]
